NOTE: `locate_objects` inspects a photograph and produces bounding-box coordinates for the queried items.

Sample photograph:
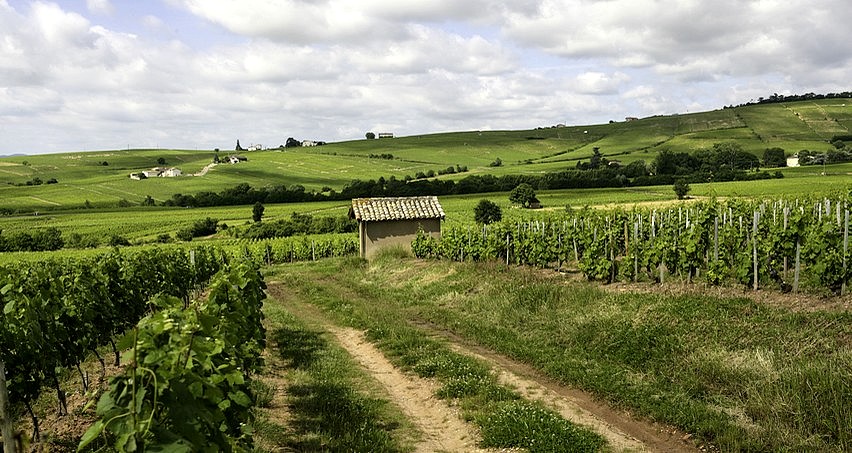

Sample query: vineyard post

[842,209,849,296]
[1,360,15,453]
[793,239,801,293]
[633,221,639,282]
[505,233,510,266]
[713,216,719,262]
[753,210,759,291]
[783,207,789,276]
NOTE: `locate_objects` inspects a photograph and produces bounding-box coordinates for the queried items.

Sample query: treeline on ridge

[161,143,781,208]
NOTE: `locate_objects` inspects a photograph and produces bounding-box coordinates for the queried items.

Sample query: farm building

[377,132,394,139]
[349,196,444,259]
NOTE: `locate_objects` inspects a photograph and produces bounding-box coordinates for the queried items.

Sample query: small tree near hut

[474,199,502,224]
[509,183,537,208]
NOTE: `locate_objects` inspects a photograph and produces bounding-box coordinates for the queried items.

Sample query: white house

[378,132,394,139]
[143,168,165,178]
[302,140,318,147]
[162,168,182,177]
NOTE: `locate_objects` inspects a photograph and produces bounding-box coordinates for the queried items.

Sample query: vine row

[0,246,224,440]
[80,262,266,451]
[414,196,851,294]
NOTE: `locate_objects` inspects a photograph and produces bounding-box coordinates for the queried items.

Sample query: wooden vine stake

[753,210,759,291]
[1,360,16,453]
[842,209,849,296]
[793,239,801,293]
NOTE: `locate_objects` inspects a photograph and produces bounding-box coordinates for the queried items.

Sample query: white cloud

[574,71,629,95]
[86,0,113,15]
[1,0,851,155]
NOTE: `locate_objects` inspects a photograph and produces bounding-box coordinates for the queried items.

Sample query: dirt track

[265,282,699,452]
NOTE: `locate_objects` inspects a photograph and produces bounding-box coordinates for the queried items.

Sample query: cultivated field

[1,98,851,452]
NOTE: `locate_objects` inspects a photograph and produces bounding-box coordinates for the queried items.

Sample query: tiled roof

[350,196,445,222]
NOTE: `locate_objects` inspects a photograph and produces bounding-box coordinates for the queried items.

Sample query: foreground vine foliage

[79,263,266,452]
[0,247,223,439]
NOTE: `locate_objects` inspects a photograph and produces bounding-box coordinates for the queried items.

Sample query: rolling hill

[0,98,850,212]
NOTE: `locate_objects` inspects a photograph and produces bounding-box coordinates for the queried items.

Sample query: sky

[1,0,850,155]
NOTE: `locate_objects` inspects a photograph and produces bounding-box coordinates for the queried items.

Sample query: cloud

[499,0,852,82]
[574,71,629,95]
[1,0,851,155]
[86,0,113,15]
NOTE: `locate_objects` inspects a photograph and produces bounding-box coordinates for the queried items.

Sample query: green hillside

[0,99,850,211]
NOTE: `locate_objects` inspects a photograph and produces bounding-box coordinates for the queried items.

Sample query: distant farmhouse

[129,167,182,179]
[625,117,639,121]
[377,132,394,139]
[349,196,444,259]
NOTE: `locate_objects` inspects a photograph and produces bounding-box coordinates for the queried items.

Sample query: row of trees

[159,160,780,209]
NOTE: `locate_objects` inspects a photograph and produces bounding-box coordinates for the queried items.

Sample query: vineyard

[0,246,268,451]
[414,195,852,295]
[218,234,357,266]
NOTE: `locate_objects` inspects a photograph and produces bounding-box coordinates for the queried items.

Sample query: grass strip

[366,258,852,452]
[255,302,413,452]
[270,259,607,453]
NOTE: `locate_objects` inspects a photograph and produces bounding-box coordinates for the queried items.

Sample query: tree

[673,178,690,199]
[474,199,502,224]
[589,147,603,169]
[366,132,376,140]
[762,147,787,167]
[252,201,265,223]
[509,183,537,208]
[236,139,244,151]
[142,195,155,206]
[157,157,166,165]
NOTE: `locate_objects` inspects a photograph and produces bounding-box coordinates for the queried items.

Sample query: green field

[4,99,851,451]
[1,99,849,214]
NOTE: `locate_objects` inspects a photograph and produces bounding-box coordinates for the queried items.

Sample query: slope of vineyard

[0,99,849,211]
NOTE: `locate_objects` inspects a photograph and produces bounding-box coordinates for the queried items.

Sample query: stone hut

[349,196,445,259]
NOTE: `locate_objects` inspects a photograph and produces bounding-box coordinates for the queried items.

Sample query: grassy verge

[270,258,606,452]
[255,300,416,452]
[272,257,852,452]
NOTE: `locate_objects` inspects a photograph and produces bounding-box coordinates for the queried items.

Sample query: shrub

[474,199,502,225]
[673,178,690,199]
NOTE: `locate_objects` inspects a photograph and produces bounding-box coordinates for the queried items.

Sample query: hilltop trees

[366,132,376,140]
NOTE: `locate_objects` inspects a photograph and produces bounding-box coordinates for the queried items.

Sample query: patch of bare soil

[17,361,125,452]
[327,326,494,453]
[414,322,702,453]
